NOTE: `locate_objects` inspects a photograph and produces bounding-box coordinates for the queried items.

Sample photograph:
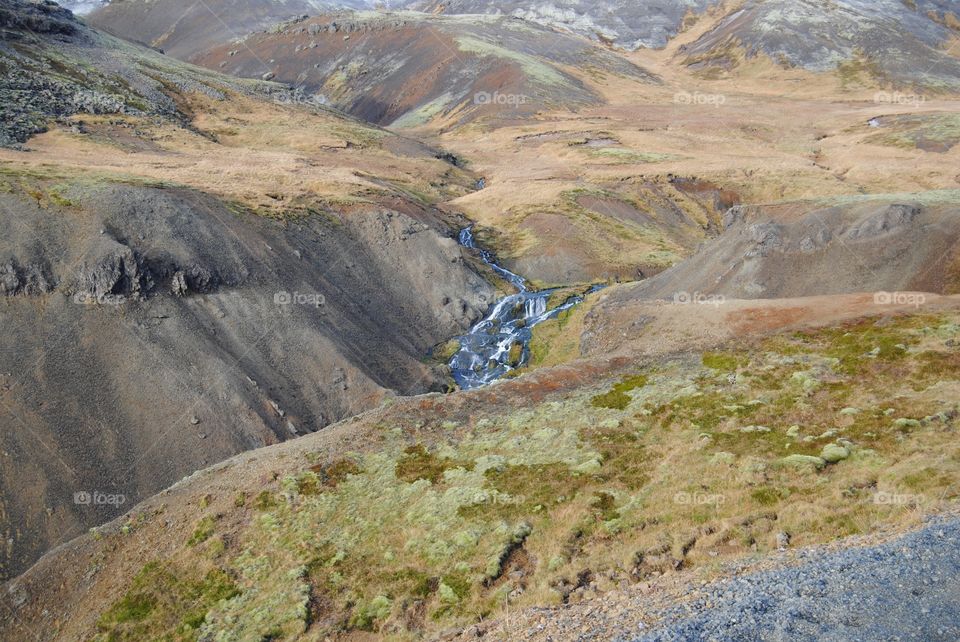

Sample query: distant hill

[410,0,716,49]
[679,0,960,89]
[193,11,657,127]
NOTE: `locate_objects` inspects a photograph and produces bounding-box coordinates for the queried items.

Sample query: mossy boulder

[778,454,827,472]
[821,443,851,464]
[893,418,922,431]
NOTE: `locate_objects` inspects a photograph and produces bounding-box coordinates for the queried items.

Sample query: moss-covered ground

[95,312,960,640]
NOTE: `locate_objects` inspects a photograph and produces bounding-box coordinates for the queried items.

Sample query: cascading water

[449,227,599,390]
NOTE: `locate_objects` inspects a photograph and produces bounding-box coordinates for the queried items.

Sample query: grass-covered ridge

[95,312,960,640]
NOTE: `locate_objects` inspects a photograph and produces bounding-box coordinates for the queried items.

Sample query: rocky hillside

[86,0,338,59]
[601,194,960,304]
[680,0,960,89]
[411,0,716,49]
[192,11,657,128]
[0,0,496,580]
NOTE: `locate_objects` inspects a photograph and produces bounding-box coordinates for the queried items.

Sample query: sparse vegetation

[88,311,960,639]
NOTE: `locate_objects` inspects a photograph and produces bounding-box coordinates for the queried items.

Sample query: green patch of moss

[349,595,392,631]
[187,516,216,547]
[702,352,744,372]
[432,339,462,363]
[477,462,587,516]
[252,490,277,511]
[96,561,239,641]
[751,486,785,506]
[591,375,649,410]
[587,148,682,164]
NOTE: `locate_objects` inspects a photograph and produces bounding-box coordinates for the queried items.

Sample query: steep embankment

[0,0,494,579]
[600,195,960,304]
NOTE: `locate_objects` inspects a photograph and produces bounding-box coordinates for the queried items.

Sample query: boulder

[779,454,827,472]
[821,443,850,464]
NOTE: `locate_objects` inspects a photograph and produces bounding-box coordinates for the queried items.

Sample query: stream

[449,227,596,390]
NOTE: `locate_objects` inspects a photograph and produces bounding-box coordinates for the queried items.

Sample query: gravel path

[636,518,960,642]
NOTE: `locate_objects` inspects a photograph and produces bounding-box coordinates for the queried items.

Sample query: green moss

[310,458,362,488]
[476,462,587,516]
[591,375,649,410]
[702,352,744,372]
[587,148,682,164]
[252,490,277,511]
[432,339,462,363]
[187,516,216,547]
[47,188,77,207]
[293,471,321,496]
[96,561,239,641]
[866,113,960,152]
[103,592,156,626]
[751,487,785,506]
[391,567,435,598]
[454,36,566,86]
[349,595,392,631]
[778,454,827,472]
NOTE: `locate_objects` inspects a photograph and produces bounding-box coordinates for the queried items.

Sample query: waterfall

[448,227,603,390]
[524,296,547,319]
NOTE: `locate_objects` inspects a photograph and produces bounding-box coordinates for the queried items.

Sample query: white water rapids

[449,227,601,389]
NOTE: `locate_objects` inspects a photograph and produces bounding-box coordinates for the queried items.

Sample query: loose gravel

[636,517,960,642]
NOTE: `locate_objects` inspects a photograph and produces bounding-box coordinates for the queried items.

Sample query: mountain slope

[0,0,495,580]
[680,0,960,88]
[600,194,960,304]
[188,11,658,128]
[86,0,339,59]
[412,0,717,49]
